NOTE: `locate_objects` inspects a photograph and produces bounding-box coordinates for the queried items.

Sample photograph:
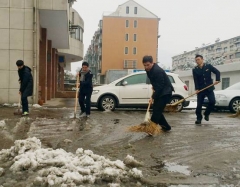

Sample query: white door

[117,74,149,104]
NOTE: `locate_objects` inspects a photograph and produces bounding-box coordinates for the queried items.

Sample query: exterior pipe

[32,0,38,104]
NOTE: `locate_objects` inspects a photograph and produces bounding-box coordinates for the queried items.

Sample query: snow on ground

[32,104,42,108]
[0,137,143,186]
[0,120,6,130]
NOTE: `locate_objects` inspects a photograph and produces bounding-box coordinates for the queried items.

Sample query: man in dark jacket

[16,60,33,116]
[143,55,174,131]
[192,54,220,125]
[78,62,93,118]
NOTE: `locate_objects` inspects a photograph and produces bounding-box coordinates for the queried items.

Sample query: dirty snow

[0,120,6,130]
[164,162,191,175]
[0,137,143,186]
[32,104,42,108]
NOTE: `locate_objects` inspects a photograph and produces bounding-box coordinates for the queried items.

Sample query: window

[123,60,137,69]
[121,74,146,85]
[134,34,137,41]
[222,78,230,89]
[236,52,240,58]
[237,43,240,48]
[230,54,234,59]
[125,34,129,41]
[230,45,234,51]
[133,47,137,54]
[168,75,175,83]
[126,6,129,14]
[134,7,137,14]
[224,47,227,52]
[216,48,221,53]
[125,47,128,54]
[134,20,137,28]
[126,20,129,27]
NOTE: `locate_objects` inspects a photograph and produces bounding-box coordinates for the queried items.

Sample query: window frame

[124,47,128,55]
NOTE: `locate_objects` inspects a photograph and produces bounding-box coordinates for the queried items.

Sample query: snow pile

[0,137,143,186]
[2,103,11,107]
[0,120,6,130]
[32,104,42,108]
[12,103,19,107]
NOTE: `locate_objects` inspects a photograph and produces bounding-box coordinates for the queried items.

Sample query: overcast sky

[71,0,240,72]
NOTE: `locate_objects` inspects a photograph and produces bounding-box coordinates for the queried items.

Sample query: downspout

[33,0,38,104]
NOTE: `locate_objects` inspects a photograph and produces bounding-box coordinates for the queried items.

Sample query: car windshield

[225,82,240,90]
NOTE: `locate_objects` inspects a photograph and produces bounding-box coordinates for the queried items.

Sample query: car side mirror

[122,81,128,86]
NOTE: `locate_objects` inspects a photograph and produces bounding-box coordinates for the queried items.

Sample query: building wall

[101,16,158,75]
[0,0,34,103]
[178,62,240,95]
[172,36,240,72]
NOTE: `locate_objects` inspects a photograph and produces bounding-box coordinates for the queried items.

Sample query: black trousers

[196,90,216,120]
[151,94,172,130]
[79,91,92,115]
[21,95,29,113]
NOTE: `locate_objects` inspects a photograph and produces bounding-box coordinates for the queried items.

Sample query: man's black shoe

[195,120,201,125]
[204,115,209,121]
[160,125,171,132]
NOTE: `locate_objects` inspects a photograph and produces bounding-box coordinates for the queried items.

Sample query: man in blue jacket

[16,60,33,116]
[143,55,174,132]
[192,54,220,125]
[78,62,93,118]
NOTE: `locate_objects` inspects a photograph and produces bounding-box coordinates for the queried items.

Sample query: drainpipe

[32,0,38,104]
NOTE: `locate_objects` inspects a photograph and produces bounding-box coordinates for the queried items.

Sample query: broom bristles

[128,121,162,135]
[228,110,240,118]
[165,104,178,112]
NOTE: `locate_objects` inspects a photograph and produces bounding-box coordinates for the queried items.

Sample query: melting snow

[0,120,6,130]
[0,137,143,186]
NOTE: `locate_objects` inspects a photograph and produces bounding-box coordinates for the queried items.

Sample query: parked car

[204,82,240,113]
[91,71,189,112]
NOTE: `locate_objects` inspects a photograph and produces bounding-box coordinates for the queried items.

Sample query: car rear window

[168,75,175,83]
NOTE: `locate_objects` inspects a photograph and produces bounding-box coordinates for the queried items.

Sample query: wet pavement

[0,98,240,186]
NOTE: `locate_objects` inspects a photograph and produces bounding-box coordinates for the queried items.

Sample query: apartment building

[0,0,84,104]
[172,36,240,94]
[84,0,160,84]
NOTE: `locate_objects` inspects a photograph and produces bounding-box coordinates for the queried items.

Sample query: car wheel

[169,96,183,112]
[229,98,240,113]
[99,95,116,111]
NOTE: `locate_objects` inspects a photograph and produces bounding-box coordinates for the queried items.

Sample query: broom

[228,107,240,118]
[165,83,215,112]
[14,94,22,115]
[128,94,161,135]
[73,75,80,119]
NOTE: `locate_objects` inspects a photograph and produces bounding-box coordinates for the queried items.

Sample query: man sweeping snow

[143,55,174,132]
[16,60,33,116]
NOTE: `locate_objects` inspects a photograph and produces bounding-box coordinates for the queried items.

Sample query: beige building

[0,0,84,104]
[84,0,160,84]
[172,36,240,94]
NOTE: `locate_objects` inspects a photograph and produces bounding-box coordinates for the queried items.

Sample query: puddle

[164,162,191,175]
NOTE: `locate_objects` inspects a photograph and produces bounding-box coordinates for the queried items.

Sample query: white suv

[91,72,189,112]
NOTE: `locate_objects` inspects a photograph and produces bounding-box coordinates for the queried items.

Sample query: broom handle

[74,75,80,118]
[147,89,154,112]
[184,83,215,100]
[170,83,216,106]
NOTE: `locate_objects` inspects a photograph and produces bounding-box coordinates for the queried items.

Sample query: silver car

[214,82,240,113]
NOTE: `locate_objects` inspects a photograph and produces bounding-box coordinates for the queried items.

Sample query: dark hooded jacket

[78,69,93,93]
[146,63,174,99]
[18,65,33,97]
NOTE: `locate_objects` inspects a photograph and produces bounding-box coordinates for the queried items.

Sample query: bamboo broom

[128,92,161,135]
[165,83,215,112]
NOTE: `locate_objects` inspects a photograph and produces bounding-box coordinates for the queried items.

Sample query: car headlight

[215,94,227,98]
[92,90,99,94]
